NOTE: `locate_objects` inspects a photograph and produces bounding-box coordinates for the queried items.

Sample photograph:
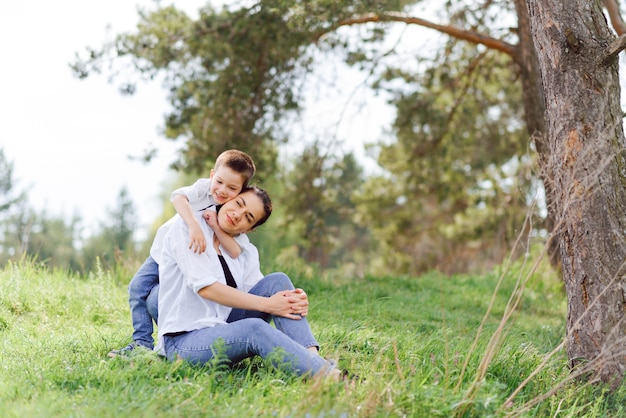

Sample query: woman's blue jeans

[161,272,333,377]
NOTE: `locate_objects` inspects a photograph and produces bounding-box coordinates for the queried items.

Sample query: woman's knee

[264,272,294,290]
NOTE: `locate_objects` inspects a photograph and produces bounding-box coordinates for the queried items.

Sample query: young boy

[108,149,256,357]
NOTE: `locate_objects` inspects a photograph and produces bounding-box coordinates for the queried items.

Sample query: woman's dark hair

[215,185,272,229]
[246,185,272,228]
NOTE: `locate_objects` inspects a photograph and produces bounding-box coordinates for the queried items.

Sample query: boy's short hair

[214,150,256,188]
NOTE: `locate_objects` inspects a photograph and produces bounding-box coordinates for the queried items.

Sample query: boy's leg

[128,256,159,348]
[146,284,159,324]
[226,272,319,350]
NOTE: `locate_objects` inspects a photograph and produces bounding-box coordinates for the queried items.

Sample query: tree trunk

[527,0,626,387]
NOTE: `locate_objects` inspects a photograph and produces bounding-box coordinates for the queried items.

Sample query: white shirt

[150,177,249,264]
[154,211,263,353]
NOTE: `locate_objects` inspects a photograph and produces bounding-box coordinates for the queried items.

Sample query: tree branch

[602,33,626,64]
[603,0,626,35]
[315,12,517,57]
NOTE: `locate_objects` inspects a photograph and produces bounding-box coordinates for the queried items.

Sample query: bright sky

[0,0,209,240]
[0,0,395,242]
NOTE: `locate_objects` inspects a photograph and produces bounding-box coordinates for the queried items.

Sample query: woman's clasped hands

[266,288,309,319]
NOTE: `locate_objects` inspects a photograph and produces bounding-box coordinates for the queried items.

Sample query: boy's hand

[188,223,206,253]
[203,209,219,230]
[204,208,241,258]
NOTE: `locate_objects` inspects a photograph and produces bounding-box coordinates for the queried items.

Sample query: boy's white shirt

[150,177,249,264]
[153,211,263,355]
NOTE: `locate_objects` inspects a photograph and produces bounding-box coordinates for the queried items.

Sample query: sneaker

[107,342,148,358]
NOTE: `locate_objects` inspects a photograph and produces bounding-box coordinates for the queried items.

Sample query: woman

[152,186,338,378]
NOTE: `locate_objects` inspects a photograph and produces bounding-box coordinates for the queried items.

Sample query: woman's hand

[289,288,309,316]
[266,289,309,319]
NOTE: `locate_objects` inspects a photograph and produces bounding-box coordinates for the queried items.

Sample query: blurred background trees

[0,150,140,272]
[80,187,138,272]
[1,0,574,276]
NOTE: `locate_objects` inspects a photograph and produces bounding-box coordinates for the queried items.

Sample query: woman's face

[217,190,266,235]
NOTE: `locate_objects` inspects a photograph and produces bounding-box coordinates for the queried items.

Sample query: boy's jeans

[128,256,159,349]
[161,272,330,376]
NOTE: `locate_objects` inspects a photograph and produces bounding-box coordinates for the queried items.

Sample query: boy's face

[217,190,265,235]
[210,166,245,205]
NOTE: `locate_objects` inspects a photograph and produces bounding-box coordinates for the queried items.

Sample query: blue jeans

[128,256,159,348]
[161,272,332,377]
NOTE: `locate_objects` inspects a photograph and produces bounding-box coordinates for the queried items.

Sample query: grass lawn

[1,257,625,417]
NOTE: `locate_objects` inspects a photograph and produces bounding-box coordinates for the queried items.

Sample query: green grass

[1,257,625,417]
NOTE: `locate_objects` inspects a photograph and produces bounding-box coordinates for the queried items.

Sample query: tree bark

[527,0,626,387]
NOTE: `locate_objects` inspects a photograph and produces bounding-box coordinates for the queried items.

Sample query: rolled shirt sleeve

[170,178,213,211]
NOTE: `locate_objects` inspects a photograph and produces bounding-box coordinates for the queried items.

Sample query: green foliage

[73,2,314,176]
[277,144,371,271]
[69,0,547,275]
[81,187,139,273]
[20,213,83,271]
[356,43,536,275]
[0,148,26,213]
[0,148,29,264]
[0,206,83,273]
[70,0,423,194]
[2,257,625,417]
[103,187,137,253]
